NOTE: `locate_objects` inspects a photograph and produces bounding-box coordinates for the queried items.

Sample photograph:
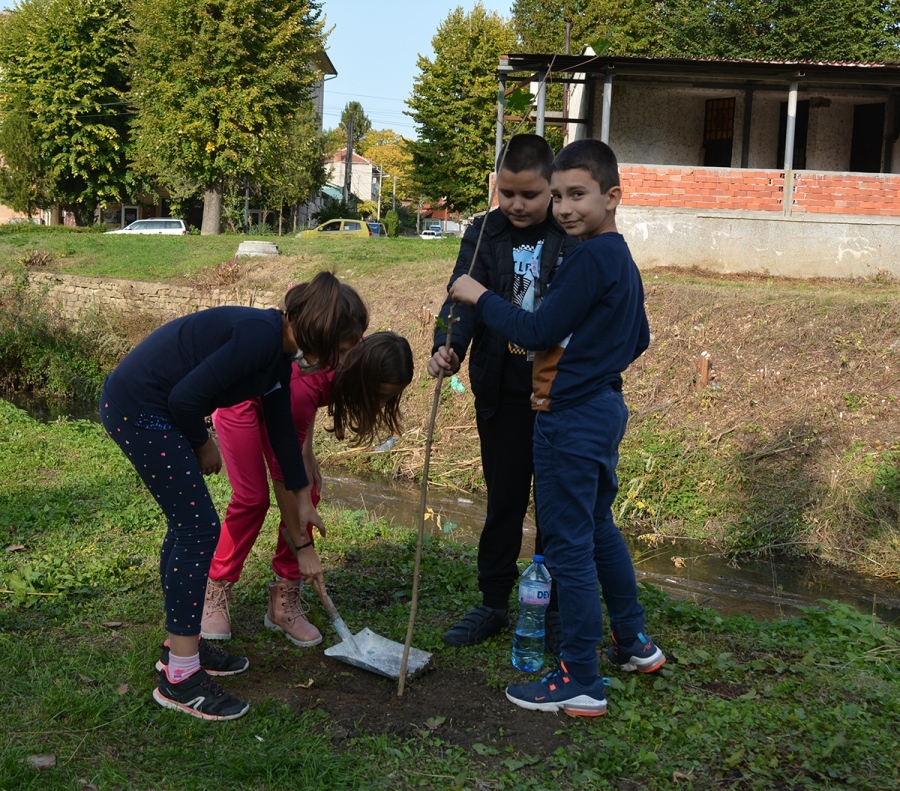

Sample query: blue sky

[319,1,512,137]
[0,1,514,138]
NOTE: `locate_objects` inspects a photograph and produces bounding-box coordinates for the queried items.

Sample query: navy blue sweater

[103,306,308,490]
[475,232,649,412]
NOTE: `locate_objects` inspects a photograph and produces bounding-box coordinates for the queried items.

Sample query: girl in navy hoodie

[100,271,366,721]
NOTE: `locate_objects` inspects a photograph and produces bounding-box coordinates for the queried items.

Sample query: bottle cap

[532,554,544,564]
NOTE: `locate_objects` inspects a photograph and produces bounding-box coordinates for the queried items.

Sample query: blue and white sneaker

[607,631,666,673]
[506,661,609,717]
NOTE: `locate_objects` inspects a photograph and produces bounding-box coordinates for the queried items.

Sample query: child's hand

[194,437,222,475]
[449,275,487,306]
[427,346,460,377]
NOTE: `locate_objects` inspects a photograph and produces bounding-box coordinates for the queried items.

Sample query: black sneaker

[155,637,249,676]
[607,631,666,673]
[545,609,562,657]
[442,605,509,647]
[153,668,250,721]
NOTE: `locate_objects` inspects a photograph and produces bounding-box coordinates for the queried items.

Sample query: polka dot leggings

[100,392,220,636]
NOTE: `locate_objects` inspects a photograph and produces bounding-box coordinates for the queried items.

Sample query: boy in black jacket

[429,134,577,648]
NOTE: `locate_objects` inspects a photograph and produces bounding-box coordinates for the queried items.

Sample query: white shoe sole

[505,690,608,717]
[152,687,250,721]
[620,646,666,673]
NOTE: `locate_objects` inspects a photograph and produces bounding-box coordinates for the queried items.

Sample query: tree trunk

[201,185,223,235]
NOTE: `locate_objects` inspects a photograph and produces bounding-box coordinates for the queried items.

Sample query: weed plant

[2,401,900,790]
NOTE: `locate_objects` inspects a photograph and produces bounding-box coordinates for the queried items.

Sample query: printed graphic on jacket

[509,240,544,353]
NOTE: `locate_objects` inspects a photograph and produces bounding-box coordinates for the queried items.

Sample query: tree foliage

[339,101,372,149]
[406,3,517,214]
[658,0,900,61]
[511,0,664,56]
[128,0,327,233]
[511,0,900,62]
[0,93,55,216]
[357,129,414,205]
[0,0,133,222]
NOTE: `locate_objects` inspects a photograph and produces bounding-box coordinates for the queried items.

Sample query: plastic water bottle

[511,555,552,672]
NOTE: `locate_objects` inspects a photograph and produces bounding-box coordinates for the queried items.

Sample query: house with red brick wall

[497,52,900,278]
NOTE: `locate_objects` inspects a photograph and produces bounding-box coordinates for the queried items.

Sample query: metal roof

[500,53,900,89]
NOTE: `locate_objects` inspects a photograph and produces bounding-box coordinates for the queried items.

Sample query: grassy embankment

[2,224,898,575]
[1,401,899,790]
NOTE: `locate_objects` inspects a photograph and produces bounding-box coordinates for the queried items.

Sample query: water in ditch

[7,396,900,624]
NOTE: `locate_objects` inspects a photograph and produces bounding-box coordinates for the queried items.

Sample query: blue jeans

[533,386,646,682]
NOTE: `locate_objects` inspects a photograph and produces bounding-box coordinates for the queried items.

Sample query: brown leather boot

[264,579,322,647]
[200,578,233,640]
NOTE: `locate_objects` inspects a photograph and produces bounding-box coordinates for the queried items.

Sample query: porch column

[600,73,613,144]
[783,80,798,216]
[495,74,506,166]
[741,88,754,168]
[535,70,547,137]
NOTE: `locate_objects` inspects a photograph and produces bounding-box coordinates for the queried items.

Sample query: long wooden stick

[396,57,567,696]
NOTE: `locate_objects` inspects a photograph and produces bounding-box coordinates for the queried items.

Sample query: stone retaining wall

[26,272,278,320]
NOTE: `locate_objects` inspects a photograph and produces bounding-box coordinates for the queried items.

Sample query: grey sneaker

[442,605,509,647]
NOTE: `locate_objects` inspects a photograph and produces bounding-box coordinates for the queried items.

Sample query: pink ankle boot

[264,579,322,647]
[200,578,233,640]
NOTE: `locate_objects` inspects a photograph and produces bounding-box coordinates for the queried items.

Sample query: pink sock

[165,649,201,684]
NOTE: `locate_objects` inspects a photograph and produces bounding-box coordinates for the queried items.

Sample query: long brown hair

[283,272,368,369]
[328,331,414,445]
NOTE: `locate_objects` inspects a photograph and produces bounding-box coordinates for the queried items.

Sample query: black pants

[476,401,545,610]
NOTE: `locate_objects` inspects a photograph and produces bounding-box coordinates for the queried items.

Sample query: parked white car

[419,229,442,240]
[105,218,187,235]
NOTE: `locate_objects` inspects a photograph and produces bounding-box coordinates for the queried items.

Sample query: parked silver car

[105,218,187,235]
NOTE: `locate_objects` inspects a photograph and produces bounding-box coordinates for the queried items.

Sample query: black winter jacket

[432,207,577,419]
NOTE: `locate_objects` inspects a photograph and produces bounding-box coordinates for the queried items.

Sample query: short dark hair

[497,134,554,181]
[552,139,620,193]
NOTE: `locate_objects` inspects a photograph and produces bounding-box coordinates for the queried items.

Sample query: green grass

[2,400,900,790]
[0,225,461,283]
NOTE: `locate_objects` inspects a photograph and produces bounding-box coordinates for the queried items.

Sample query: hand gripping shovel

[282,528,431,681]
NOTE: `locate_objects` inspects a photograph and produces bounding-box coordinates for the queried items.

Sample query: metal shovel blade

[324,627,432,680]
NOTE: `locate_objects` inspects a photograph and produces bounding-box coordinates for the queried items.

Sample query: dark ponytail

[283,272,368,369]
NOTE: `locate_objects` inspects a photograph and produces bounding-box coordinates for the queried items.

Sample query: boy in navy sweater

[450,139,665,717]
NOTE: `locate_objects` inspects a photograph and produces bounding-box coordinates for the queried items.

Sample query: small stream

[7,395,900,624]
[321,469,900,625]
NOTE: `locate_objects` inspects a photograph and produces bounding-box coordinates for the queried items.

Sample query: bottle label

[519,582,551,606]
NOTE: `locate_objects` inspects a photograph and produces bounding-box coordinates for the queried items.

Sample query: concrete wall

[25,271,278,321]
[619,205,900,279]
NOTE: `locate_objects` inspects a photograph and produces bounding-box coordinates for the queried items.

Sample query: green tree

[0,94,55,216]
[511,0,664,56]
[339,101,372,150]
[0,0,132,224]
[512,0,900,61]
[357,128,414,210]
[258,108,328,234]
[128,0,327,234]
[658,0,900,61]
[406,3,517,214]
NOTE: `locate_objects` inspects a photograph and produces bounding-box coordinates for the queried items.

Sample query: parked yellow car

[298,219,371,238]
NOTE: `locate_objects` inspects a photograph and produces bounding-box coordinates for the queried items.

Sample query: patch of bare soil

[232,641,576,758]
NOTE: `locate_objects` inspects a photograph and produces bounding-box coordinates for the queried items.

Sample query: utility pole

[343,116,354,204]
[392,176,397,210]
